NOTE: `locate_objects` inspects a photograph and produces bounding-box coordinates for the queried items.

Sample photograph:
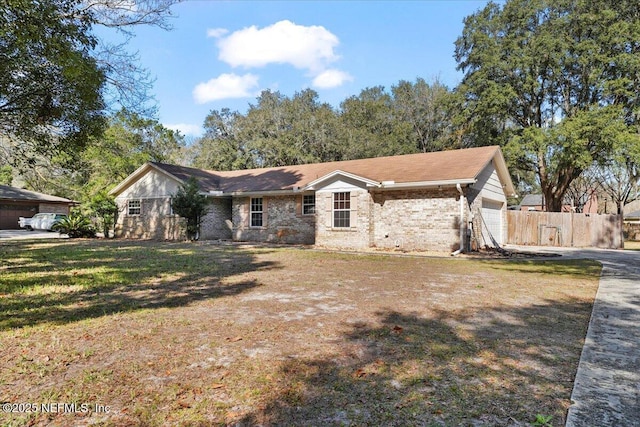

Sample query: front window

[333,192,350,228]
[303,194,315,215]
[250,197,263,227]
[128,199,141,216]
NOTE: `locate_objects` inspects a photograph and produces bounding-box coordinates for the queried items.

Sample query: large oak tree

[1,0,105,161]
[455,0,640,211]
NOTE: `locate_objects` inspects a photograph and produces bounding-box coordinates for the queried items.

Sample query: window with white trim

[250,197,263,227]
[303,194,315,215]
[333,192,350,228]
[128,199,141,216]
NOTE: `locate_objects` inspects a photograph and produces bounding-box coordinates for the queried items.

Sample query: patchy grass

[624,240,640,251]
[0,240,600,426]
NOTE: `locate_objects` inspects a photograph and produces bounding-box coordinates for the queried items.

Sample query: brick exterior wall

[114,187,502,252]
[370,188,463,252]
[232,195,315,244]
[314,188,464,252]
[115,197,233,240]
[115,198,185,240]
[201,198,233,240]
[315,189,372,249]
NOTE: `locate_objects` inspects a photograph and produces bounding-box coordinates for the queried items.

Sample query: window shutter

[325,194,332,228]
[262,198,268,228]
[350,192,358,228]
[296,196,302,216]
[241,198,250,227]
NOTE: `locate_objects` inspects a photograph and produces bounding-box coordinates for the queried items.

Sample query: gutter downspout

[452,183,465,256]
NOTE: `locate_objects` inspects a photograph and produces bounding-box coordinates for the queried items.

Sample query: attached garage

[0,185,74,229]
[480,199,504,247]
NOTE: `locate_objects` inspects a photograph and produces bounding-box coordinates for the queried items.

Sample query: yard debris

[225,336,243,342]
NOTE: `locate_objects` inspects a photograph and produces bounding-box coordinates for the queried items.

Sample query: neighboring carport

[0,184,74,229]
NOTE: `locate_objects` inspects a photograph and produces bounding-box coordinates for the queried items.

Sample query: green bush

[52,212,97,238]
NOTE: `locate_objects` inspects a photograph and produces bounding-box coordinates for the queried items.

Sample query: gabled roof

[0,184,73,203]
[110,146,516,197]
[520,194,543,206]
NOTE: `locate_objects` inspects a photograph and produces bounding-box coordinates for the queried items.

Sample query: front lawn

[0,240,601,426]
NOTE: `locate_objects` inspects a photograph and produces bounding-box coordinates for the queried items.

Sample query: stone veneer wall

[232,195,315,244]
[115,197,184,240]
[370,188,463,252]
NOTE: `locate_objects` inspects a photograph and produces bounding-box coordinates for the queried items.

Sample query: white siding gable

[472,161,507,203]
[114,169,181,201]
[314,176,370,193]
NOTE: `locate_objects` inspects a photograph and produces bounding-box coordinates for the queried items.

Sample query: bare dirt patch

[0,240,600,426]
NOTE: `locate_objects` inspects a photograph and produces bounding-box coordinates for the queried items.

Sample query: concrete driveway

[0,229,69,240]
[505,245,640,427]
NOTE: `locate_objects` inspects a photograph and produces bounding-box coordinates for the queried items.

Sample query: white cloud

[312,69,353,89]
[217,20,340,73]
[206,28,228,38]
[193,73,259,104]
[165,123,203,137]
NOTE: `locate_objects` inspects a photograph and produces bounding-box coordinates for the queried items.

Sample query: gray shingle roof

[0,184,73,203]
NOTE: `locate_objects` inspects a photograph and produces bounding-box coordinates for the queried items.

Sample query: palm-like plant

[52,212,96,238]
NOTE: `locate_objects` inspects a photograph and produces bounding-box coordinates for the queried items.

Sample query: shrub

[171,177,209,240]
[52,212,97,238]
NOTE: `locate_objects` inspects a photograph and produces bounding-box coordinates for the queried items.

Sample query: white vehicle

[18,213,67,231]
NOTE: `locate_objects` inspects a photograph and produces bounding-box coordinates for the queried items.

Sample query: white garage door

[481,199,503,247]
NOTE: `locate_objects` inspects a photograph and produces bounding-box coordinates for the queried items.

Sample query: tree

[0,164,12,185]
[338,86,414,159]
[81,109,185,196]
[14,109,185,203]
[1,0,106,164]
[191,108,254,171]
[171,177,209,240]
[455,0,640,211]
[1,0,180,167]
[593,140,640,214]
[87,0,179,116]
[391,78,457,153]
[88,191,117,238]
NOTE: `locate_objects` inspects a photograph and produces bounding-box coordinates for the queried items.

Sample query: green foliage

[455,0,640,211]
[1,0,106,163]
[532,413,553,427]
[82,109,186,196]
[88,192,117,237]
[0,165,12,185]
[191,82,457,170]
[171,177,209,240]
[52,212,97,238]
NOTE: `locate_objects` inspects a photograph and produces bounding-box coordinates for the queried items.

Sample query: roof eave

[108,162,186,196]
[480,147,517,197]
[226,189,301,197]
[377,178,477,190]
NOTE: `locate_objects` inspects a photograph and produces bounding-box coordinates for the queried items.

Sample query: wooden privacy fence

[507,211,623,249]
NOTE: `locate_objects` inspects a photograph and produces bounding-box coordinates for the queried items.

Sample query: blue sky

[108,1,491,137]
